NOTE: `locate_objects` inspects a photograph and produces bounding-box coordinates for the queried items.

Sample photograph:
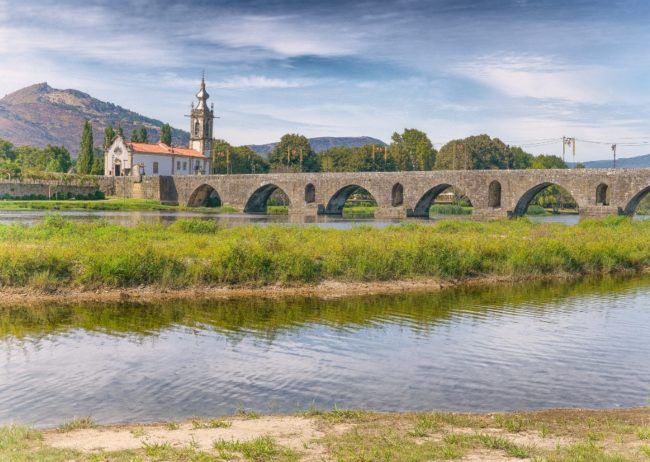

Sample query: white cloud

[453,54,614,104]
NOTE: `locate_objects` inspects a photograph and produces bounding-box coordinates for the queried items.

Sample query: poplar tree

[103,125,116,150]
[139,126,148,143]
[160,123,172,145]
[77,121,94,174]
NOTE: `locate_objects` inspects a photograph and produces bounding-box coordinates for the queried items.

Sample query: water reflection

[2,275,650,427]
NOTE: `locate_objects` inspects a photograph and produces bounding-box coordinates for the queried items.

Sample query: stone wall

[0,179,102,199]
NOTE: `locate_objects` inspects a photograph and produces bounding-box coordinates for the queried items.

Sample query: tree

[435,134,512,170]
[117,124,124,138]
[0,138,16,161]
[390,129,436,171]
[130,125,148,143]
[77,120,94,174]
[318,144,395,172]
[139,126,149,143]
[43,145,72,172]
[91,147,105,175]
[268,134,319,172]
[212,139,269,174]
[103,125,116,150]
[510,146,533,169]
[530,154,567,169]
[15,146,46,171]
[160,123,172,145]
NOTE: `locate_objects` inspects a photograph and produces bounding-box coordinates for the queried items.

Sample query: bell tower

[189,75,214,158]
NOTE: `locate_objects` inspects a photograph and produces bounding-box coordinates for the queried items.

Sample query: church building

[104,78,213,176]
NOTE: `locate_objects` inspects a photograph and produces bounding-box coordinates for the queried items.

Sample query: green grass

[0,196,238,213]
[429,204,473,215]
[191,418,232,429]
[1,215,650,291]
[213,436,298,461]
[57,417,95,433]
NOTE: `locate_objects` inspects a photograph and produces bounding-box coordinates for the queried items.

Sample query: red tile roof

[128,142,207,159]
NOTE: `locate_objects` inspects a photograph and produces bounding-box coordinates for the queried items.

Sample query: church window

[194,121,200,136]
[153,162,159,174]
[177,161,181,170]
[183,161,187,170]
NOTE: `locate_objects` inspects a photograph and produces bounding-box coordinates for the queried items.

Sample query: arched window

[596,183,609,206]
[488,181,501,208]
[391,183,404,207]
[194,120,200,136]
[305,183,316,203]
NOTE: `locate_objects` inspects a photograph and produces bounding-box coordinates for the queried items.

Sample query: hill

[570,154,650,169]
[0,83,188,157]
[249,136,386,156]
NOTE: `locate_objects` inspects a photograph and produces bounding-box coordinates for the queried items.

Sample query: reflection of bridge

[109,169,650,219]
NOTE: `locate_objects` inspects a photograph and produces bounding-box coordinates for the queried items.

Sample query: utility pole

[612,144,617,168]
[371,144,376,171]
[299,148,303,172]
[562,136,566,162]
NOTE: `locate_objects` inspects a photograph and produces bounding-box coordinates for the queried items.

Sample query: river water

[0,210,586,227]
[2,275,649,427]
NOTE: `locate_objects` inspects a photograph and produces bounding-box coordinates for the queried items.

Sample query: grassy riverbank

[3,408,650,461]
[0,216,649,297]
[0,197,237,213]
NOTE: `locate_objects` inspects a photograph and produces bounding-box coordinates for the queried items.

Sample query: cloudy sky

[1,0,649,160]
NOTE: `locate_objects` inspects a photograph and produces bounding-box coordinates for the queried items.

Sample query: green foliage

[212,139,269,174]
[435,134,512,170]
[531,154,568,169]
[213,436,298,460]
[0,138,16,161]
[130,125,149,143]
[390,128,436,171]
[268,133,319,172]
[77,121,94,174]
[159,123,172,145]
[103,125,116,150]
[510,146,533,169]
[319,144,396,172]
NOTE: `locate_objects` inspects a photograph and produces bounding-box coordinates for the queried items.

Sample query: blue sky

[1,0,649,160]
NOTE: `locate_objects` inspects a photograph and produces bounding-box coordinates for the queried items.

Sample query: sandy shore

[0,271,605,306]
[16,408,648,462]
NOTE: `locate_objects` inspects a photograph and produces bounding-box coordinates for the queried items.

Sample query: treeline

[215,130,571,175]
[0,119,172,179]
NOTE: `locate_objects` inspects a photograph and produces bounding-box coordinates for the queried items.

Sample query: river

[0,209,594,227]
[1,275,649,427]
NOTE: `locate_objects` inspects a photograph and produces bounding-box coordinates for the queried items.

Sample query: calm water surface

[2,275,650,427]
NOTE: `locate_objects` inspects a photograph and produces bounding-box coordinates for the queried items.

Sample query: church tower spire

[189,74,213,158]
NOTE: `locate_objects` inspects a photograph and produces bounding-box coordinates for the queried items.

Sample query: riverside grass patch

[0,216,649,290]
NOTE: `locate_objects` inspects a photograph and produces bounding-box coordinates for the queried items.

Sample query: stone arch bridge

[109,169,650,219]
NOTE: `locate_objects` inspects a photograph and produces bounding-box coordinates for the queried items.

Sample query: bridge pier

[578,206,621,219]
[375,206,407,219]
[287,204,319,217]
[471,208,509,220]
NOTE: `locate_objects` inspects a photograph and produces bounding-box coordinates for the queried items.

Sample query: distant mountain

[569,154,650,169]
[0,83,188,157]
[249,136,386,156]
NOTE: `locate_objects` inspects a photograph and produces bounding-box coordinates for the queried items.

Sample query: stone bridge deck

[105,168,650,219]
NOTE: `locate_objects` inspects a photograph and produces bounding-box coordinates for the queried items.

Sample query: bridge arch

[488,181,502,208]
[513,182,579,217]
[391,183,404,207]
[408,184,473,218]
[622,186,650,216]
[596,183,609,206]
[305,183,316,203]
[322,184,377,215]
[187,184,221,207]
[244,183,290,213]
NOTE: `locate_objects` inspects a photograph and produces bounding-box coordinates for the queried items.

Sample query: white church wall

[104,138,132,176]
[133,153,174,176]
